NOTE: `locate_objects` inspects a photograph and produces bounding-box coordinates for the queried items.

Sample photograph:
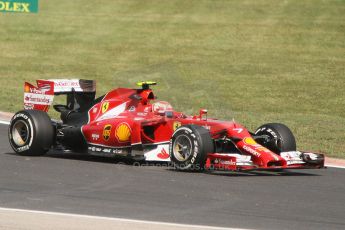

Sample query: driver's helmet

[152,101,173,115]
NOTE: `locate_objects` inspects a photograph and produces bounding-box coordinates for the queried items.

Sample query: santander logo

[157,148,170,159]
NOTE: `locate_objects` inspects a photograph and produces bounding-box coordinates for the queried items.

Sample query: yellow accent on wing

[243,137,257,145]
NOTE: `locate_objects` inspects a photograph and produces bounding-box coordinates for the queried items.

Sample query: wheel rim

[12,120,29,146]
[173,135,192,161]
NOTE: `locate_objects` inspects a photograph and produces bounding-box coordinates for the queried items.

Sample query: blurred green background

[0,0,344,157]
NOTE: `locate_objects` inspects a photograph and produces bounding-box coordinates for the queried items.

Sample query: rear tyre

[254,123,296,154]
[8,110,54,156]
[169,125,213,171]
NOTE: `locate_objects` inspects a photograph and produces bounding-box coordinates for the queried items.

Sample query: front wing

[205,151,325,171]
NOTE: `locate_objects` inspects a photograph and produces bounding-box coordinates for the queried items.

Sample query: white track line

[0,207,246,230]
[0,120,9,125]
[1,119,344,169]
[325,164,345,169]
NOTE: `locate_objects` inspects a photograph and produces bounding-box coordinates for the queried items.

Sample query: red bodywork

[23,80,325,171]
[79,87,324,171]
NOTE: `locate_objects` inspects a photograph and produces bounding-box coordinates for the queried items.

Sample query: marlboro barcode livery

[8,80,324,171]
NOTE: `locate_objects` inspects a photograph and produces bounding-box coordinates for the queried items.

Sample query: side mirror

[199,109,208,120]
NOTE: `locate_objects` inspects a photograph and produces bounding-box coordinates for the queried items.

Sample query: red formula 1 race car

[8,80,324,171]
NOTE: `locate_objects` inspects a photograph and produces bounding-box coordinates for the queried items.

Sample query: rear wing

[24,79,96,112]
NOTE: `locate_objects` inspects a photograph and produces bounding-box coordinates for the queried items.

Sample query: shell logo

[115,123,131,142]
[243,137,257,145]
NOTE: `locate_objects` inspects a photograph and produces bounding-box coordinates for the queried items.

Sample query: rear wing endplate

[24,79,96,112]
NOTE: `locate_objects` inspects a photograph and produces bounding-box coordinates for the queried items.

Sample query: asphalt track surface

[0,123,345,230]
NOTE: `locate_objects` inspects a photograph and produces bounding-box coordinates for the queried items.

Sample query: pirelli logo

[0,0,38,13]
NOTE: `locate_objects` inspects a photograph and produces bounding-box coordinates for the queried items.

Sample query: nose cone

[238,137,287,167]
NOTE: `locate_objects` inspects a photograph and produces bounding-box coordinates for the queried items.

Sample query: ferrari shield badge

[173,121,181,131]
[101,101,109,113]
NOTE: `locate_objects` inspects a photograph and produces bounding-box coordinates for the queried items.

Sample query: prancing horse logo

[101,101,109,113]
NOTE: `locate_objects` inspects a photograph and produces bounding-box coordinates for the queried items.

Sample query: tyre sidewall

[255,123,296,153]
[8,110,54,156]
[169,126,207,171]
[8,112,35,153]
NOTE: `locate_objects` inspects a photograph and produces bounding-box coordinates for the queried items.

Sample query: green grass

[0,0,344,157]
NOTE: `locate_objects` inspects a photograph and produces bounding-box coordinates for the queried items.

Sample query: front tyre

[8,110,54,156]
[254,123,296,154]
[169,125,213,171]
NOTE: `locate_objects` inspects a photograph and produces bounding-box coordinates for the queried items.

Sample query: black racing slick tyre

[8,110,54,156]
[254,123,296,154]
[169,125,214,171]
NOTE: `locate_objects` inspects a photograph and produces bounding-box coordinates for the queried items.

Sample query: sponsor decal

[0,0,38,13]
[115,122,131,142]
[89,146,101,152]
[101,101,109,113]
[29,88,43,94]
[24,93,53,105]
[23,81,54,111]
[266,128,278,139]
[24,103,34,110]
[13,113,28,120]
[39,84,52,93]
[91,133,100,141]
[128,106,136,112]
[137,112,147,116]
[25,82,46,95]
[191,144,199,164]
[243,137,270,154]
[242,138,280,160]
[255,146,271,153]
[214,158,236,166]
[144,144,170,161]
[102,148,111,153]
[88,146,126,155]
[223,160,236,166]
[54,80,79,88]
[102,124,112,141]
[37,79,95,93]
[233,128,243,133]
[92,107,98,113]
[17,145,30,152]
[157,148,169,159]
[113,149,123,154]
[255,127,278,139]
[243,145,261,157]
[173,121,181,131]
